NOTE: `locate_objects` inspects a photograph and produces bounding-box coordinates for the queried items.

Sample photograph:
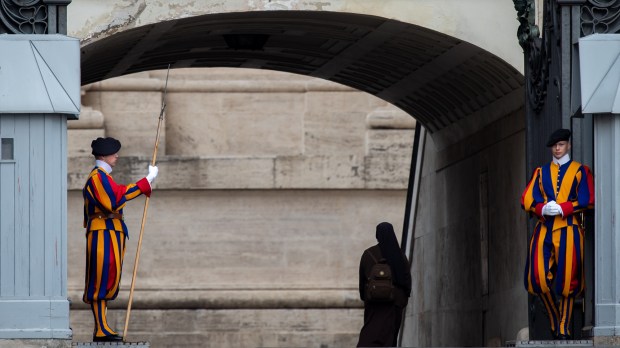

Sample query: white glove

[146,165,158,183]
[542,201,561,216]
[549,201,564,217]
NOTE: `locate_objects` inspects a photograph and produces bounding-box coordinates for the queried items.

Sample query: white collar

[552,153,570,166]
[95,159,113,174]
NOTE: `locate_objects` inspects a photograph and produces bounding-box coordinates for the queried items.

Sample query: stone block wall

[68,68,414,347]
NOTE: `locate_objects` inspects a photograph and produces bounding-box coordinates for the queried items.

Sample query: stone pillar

[0,35,79,341]
[579,34,620,343]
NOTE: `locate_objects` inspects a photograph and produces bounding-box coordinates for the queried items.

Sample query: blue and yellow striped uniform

[82,165,151,338]
[521,159,594,337]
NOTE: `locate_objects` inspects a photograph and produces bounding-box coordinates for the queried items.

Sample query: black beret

[91,137,121,156]
[546,128,571,147]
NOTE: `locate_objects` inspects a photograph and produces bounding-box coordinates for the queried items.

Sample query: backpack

[364,249,395,302]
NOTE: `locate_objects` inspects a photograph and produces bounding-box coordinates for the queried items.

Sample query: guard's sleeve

[86,170,151,214]
[559,165,594,216]
[521,167,545,217]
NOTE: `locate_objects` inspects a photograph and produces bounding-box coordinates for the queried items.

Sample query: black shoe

[93,334,123,342]
[556,334,572,340]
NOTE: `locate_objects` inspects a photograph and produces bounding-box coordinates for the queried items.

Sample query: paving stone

[73,344,148,347]
[511,340,593,347]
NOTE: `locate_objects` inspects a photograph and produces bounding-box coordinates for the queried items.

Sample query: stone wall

[402,107,528,347]
[67,68,414,347]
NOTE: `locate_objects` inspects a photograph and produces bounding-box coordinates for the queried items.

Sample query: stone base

[593,335,620,346]
[0,339,71,348]
[73,342,149,347]
[511,340,593,347]
[70,308,362,347]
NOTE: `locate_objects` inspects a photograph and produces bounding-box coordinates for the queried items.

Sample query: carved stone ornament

[581,0,620,35]
[0,0,48,34]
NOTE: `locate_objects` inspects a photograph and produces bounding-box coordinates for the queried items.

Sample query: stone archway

[68,9,527,347]
[79,10,523,148]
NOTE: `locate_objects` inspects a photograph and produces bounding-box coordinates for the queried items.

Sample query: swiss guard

[82,137,158,342]
[521,128,594,339]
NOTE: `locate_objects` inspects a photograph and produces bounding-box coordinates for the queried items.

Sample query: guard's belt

[89,213,123,220]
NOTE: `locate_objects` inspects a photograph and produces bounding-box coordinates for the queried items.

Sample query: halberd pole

[123,64,171,341]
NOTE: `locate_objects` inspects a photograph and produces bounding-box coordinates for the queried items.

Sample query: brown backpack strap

[367,247,383,264]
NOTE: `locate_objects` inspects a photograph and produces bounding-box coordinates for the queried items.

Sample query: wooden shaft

[122,117,163,340]
[123,66,169,341]
[122,196,150,340]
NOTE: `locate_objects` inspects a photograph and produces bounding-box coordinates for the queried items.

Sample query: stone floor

[508,340,594,347]
[72,343,149,347]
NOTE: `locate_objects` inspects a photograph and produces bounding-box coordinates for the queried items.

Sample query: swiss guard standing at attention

[522,128,594,340]
[82,137,158,342]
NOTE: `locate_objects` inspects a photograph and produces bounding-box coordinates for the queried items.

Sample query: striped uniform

[521,159,594,337]
[82,165,151,337]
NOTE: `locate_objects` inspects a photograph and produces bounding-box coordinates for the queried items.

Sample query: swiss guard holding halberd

[521,128,594,340]
[82,137,158,342]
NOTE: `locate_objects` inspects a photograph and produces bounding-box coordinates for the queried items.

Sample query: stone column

[0,35,79,341]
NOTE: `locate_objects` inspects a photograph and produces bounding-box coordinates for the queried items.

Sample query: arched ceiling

[80,11,524,134]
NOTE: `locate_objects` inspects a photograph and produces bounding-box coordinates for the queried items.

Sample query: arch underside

[81,11,524,134]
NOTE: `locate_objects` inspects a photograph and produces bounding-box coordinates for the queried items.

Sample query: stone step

[72,342,149,347]
[507,340,593,347]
